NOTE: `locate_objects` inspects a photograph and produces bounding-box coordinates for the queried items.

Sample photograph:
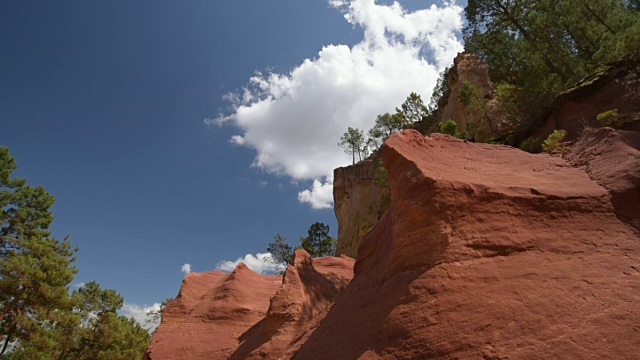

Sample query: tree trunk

[0,322,16,357]
[583,3,616,34]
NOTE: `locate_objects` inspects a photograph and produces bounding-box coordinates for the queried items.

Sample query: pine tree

[300,222,336,258]
[339,127,368,164]
[0,147,78,357]
[267,234,293,265]
[367,112,405,150]
[0,147,150,359]
[395,92,428,125]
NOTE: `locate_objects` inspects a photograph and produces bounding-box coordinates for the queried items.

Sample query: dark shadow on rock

[230,256,353,359]
[291,207,450,360]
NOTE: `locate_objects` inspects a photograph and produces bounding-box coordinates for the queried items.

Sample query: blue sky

[1,0,465,326]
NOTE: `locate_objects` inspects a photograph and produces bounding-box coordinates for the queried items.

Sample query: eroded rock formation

[147,130,639,359]
[229,250,354,359]
[143,265,281,360]
[432,52,506,141]
[296,130,640,359]
[144,251,354,360]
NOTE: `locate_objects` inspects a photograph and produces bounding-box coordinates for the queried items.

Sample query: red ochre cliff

[146,130,639,359]
[143,264,281,359]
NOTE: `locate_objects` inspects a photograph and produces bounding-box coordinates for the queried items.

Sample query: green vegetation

[265,222,336,269]
[340,92,431,164]
[367,112,405,149]
[495,83,524,132]
[465,0,640,82]
[596,109,637,128]
[300,222,336,258]
[339,127,369,164]
[439,119,467,139]
[458,81,484,138]
[0,146,150,359]
[519,137,541,153]
[542,130,568,153]
[267,234,294,265]
[464,0,640,139]
[396,92,429,126]
[369,153,391,217]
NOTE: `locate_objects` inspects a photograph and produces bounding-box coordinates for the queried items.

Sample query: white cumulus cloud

[298,178,335,209]
[212,0,464,208]
[181,263,192,274]
[216,252,286,274]
[120,302,162,332]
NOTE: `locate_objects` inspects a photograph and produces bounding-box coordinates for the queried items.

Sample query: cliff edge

[295,130,639,359]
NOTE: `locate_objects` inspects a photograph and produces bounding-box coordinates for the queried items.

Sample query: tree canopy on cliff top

[464,0,639,117]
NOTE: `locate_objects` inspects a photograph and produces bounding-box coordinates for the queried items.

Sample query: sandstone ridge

[144,250,354,360]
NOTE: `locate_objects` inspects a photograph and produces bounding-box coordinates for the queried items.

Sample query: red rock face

[147,130,639,359]
[144,252,354,360]
[434,53,500,141]
[231,250,355,359]
[293,131,640,359]
[143,264,282,360]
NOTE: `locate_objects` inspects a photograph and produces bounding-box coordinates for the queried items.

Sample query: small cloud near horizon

[216,252,286,274]
[181,263,192,275]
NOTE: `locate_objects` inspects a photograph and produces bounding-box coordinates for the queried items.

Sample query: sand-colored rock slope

[147,130,639,359]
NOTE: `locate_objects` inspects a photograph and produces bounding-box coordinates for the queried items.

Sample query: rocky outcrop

[333,157,386,258]
[143,265,282,360]
[148,130,639,359]
[145,251,354,360]
[433,53,506,141]
[294,131,640,359]
[533,53,640,141]
[230,250,354,359]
